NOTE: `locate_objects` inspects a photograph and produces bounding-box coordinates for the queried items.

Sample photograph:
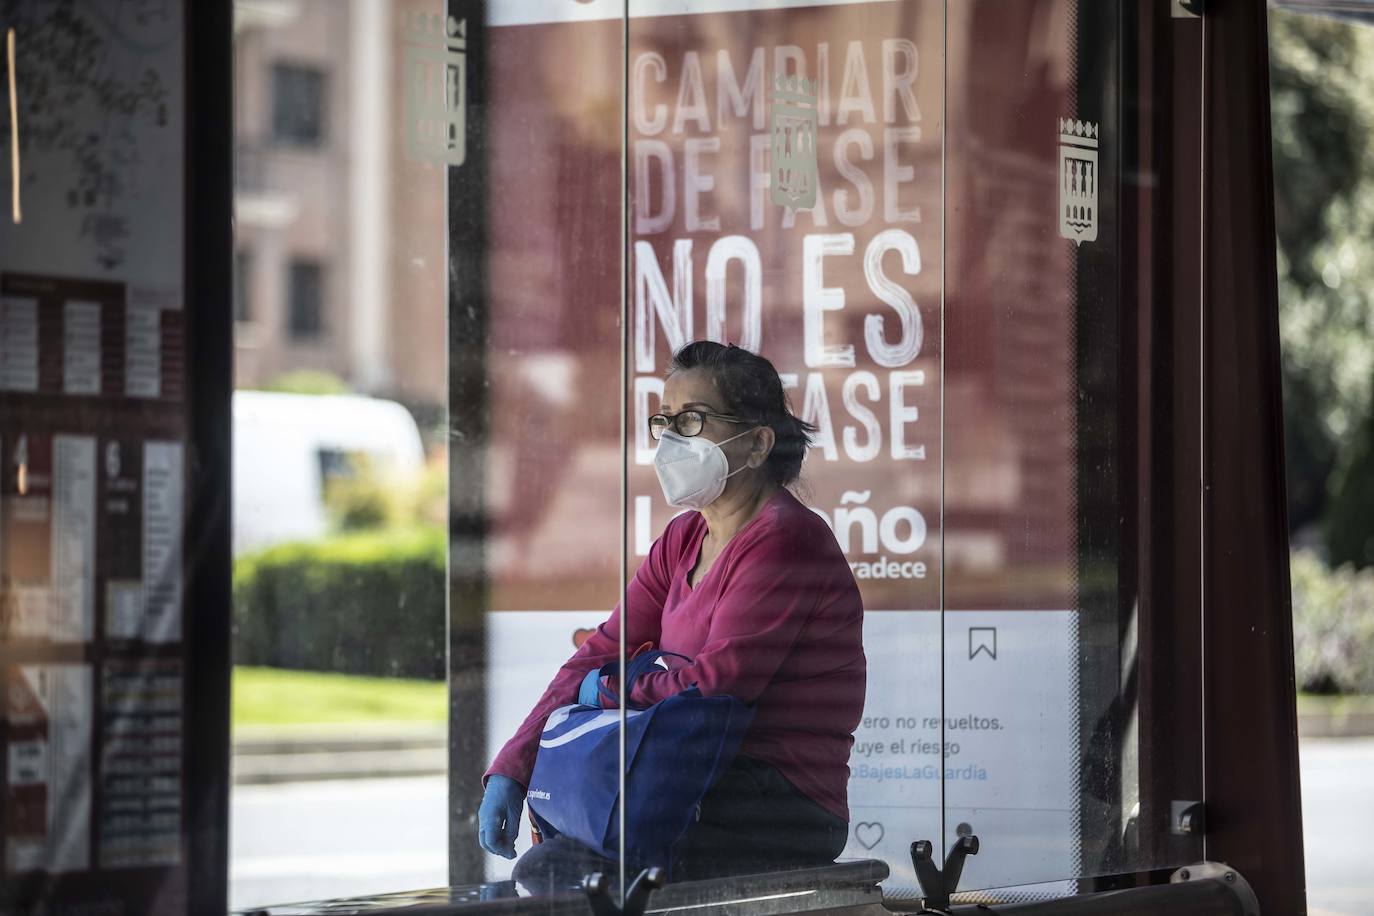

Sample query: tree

[1327,387,1374,568]
[1267,11,1374,557]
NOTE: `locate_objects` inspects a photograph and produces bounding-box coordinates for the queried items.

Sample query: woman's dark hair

[669,341,817,487]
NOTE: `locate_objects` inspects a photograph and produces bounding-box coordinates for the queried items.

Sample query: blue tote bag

[526,650,754,872]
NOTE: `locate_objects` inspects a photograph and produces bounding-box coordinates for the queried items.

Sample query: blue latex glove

[478,775,525,859]
[578,668,605,706]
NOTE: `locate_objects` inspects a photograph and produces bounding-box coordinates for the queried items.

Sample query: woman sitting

[478,341,867,887]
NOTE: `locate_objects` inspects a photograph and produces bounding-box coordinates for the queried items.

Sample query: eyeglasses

[648,409,753,441]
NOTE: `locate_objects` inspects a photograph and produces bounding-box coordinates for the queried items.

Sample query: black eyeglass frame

[648,409,756,440]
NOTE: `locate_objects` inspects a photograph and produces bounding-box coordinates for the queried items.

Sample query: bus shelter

[0,0,1306,913]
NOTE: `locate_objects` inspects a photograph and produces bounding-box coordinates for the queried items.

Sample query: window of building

[287,259,324,340]
[271,63,326,147]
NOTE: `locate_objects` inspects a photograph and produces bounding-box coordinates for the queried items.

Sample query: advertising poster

[476,0,1086,895]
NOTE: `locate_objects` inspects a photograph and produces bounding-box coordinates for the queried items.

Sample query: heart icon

[854,821,885,851]
[572,628,594,648]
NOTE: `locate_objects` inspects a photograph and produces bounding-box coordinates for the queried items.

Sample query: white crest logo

[1058,118,1098,245]
[403,13,467,167]
[770,74,819,210]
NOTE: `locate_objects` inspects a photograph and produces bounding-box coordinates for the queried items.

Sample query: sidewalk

[1296,695,1374,739]
[232,698,1374,785]
[233,723,446,785]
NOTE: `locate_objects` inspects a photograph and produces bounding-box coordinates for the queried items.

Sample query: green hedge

[1291,550,1374,694]
[233,533,1371,694]
[233,527,446,680]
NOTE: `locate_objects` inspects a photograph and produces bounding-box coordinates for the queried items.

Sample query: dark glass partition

[0,2,232,914]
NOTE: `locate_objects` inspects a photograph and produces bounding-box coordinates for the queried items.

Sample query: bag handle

[597,649,692,708]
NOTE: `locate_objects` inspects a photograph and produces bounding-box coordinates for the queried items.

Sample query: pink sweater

[485,488,867,821]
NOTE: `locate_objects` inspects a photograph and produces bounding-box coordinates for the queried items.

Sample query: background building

[232,0,446,425]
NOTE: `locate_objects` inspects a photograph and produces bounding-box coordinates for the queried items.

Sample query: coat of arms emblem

[403,13,467,167]
[1058,118,1098,245]
[770,75,819,210]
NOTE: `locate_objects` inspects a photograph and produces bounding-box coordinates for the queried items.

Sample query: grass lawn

[231,670,1374,731]
[232,666,446,728]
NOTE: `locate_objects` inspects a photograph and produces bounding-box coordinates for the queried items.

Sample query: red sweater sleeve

[626,516,822,707]
[482,515,683,787]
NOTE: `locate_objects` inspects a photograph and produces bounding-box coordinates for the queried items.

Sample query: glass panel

[622,0,943,901]
[230,0,448,908]
[225,0,1213,907]
[450,0,632,903]
[942,0,1205,895]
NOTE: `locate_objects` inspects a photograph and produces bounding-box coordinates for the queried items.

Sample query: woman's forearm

[485,641,616,785]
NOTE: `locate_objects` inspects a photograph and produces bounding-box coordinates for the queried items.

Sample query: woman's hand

[578,668,605,706]
[477,775,526,859]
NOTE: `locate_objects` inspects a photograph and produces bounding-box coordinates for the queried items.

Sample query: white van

[232,390,426,555]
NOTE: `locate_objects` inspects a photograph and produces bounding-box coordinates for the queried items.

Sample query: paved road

[229,739,1374,913]
[231,776,448,912]
[1299,738,1374,916]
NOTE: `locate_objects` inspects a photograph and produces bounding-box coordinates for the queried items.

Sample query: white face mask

[652,428,757,510]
